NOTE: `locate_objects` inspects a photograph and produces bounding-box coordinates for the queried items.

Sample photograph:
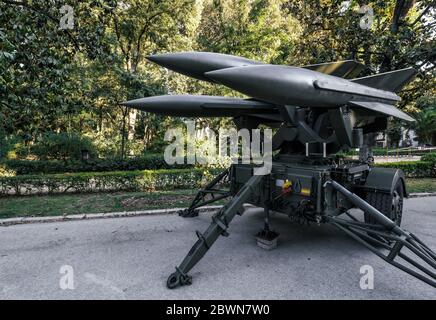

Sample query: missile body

[147,52,367,80]
[205,65,400,108]
[129,51,414,122]
[122,95,276,117]
[147,52,263,82]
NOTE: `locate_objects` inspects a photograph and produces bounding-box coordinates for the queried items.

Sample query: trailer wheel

[364,180,404,227]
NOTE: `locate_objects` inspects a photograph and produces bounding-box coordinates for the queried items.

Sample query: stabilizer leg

[256,172,279,249]
[179,168,232,218]
[256,205,279,250]
[167,174,264,288]
[326,180,436,287]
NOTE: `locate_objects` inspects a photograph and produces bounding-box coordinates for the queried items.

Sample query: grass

[0,189,204,219]
[406,178,436,193]
[0,178,434,220]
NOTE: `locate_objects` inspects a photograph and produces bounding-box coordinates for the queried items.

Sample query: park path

[0,197,435,299]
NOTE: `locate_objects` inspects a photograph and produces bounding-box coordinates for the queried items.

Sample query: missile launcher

[122,52,435,289]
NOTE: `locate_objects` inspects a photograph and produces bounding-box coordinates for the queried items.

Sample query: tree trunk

[120,106,128,158]
[127,60,138,148]
[128,108,137,140]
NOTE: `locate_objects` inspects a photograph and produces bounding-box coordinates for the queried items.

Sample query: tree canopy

[1,0,435,158]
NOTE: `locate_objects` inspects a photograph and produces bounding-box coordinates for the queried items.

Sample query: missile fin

[349,101,415,122]
[351,67,417,92]
[314,79,400,102]
[302,60,366,79]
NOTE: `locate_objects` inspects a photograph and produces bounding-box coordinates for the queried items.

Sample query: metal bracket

[180,168,231,218]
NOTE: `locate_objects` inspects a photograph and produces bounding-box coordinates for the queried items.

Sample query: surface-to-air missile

[123,52,436,289]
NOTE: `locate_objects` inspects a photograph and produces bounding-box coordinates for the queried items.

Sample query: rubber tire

[364,179,404,227]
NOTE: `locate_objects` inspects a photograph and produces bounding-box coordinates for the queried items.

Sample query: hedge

[374,161,436,178]
[0,168,221,196]
[421,152,436,162]
[0,154,193,175]
[4,151,435,176]
[0,161,434,197]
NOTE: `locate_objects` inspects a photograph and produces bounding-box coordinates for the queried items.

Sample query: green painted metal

[120,51,434,289]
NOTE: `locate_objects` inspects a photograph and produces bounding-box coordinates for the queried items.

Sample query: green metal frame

[166,167,436,289]
[179,168,232,217]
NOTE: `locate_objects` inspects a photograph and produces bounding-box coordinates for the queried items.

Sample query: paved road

[1,197,435,299]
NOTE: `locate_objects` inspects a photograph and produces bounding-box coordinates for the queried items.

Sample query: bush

[0,134,23,160]
[341,148,436,157]
[30,132,97,160]
[0,168,222,196]
[375,161,436,178]
[421,152,436,163]
[0,154,193,175]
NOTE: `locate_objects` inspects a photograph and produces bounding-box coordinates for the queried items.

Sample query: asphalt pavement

[0,197,435,299]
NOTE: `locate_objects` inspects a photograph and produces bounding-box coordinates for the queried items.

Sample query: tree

[107,0,203,152]
[178,0,300,132]
[0,0,113,137]
[411,96,436,145]
[286,0,435,105]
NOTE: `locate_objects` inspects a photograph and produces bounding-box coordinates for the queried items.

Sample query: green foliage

[286,0,435,115]
[197,0,299,63]
[410,104,436,145]
[1,154,192,175]
[375,161,436,178]
[0,161,433,197]
[0,168,221,196]
[0,164,15,177]
[30,132,97,160]
[421,153,436,163]
[0,0,434,160]
[0,133,15,159]
[0,1,114,137]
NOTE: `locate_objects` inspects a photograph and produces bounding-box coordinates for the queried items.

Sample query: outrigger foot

[167,268,192,289]
[256,229,279,250]
[255,204,279,249]
[179,208,199,218]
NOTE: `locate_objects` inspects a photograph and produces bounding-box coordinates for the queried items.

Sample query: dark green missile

[147,52,367,82]
[122,94,277,117]
[147,52,263,82]
[205,65,415,122]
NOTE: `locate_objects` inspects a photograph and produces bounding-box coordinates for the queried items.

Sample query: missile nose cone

[146,53,177,66]
[205,65,317,106]
[121,98,148,108]
[146,51,264,82]
[146,54,158,63]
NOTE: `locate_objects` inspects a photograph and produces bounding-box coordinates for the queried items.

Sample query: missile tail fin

[302,60,366,79]
[351,67,417,92]
[349,101,415,122]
